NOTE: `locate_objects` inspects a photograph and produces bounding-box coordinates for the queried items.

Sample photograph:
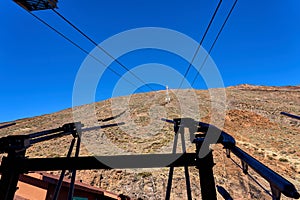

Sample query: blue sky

[0,0,299,122]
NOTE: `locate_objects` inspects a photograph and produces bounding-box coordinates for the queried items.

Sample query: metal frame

[0,122,121,200]
[13,0,58,11]
[0,119,299,200]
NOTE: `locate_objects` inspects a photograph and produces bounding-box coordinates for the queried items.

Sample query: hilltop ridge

[0,85,299,199]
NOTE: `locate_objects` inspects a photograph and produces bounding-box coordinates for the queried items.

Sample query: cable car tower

[165,85,171,104]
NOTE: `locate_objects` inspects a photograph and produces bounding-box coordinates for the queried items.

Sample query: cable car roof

[13,0,58,11]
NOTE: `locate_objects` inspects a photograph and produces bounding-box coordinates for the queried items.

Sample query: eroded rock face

[1,85,299,199]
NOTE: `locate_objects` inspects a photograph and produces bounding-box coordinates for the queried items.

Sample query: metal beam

[230,146,300,199]
[0,153,198,173]
[280,112,300,121]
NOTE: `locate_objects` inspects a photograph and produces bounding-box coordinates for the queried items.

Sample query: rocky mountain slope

[1,85,299,199]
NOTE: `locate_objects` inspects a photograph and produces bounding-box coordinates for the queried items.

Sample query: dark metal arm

[281,112,300,120]
[0,122,16,130]
[230,146,300,199]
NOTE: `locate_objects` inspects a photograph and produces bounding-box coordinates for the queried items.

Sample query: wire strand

[177,0,223,90]
[191,0,239,87]
[52,9,155,92]
[27,11,141,90]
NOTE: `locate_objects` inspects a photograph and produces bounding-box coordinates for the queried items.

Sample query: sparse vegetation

[138,172,152,178]
[0,85,299,199]
[279,158,289,162]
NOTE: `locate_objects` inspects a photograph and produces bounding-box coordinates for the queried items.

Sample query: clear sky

[0,0,299,122]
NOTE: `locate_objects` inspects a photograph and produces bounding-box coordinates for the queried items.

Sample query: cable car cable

[191,0,238,87]
[27,11,143,90]
[177,0,222,90]
[52,9,155,92]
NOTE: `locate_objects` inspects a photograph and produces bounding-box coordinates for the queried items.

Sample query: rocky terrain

[0,84,299,199]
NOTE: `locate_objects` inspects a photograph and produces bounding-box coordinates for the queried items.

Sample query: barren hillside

[0,85,299,199]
